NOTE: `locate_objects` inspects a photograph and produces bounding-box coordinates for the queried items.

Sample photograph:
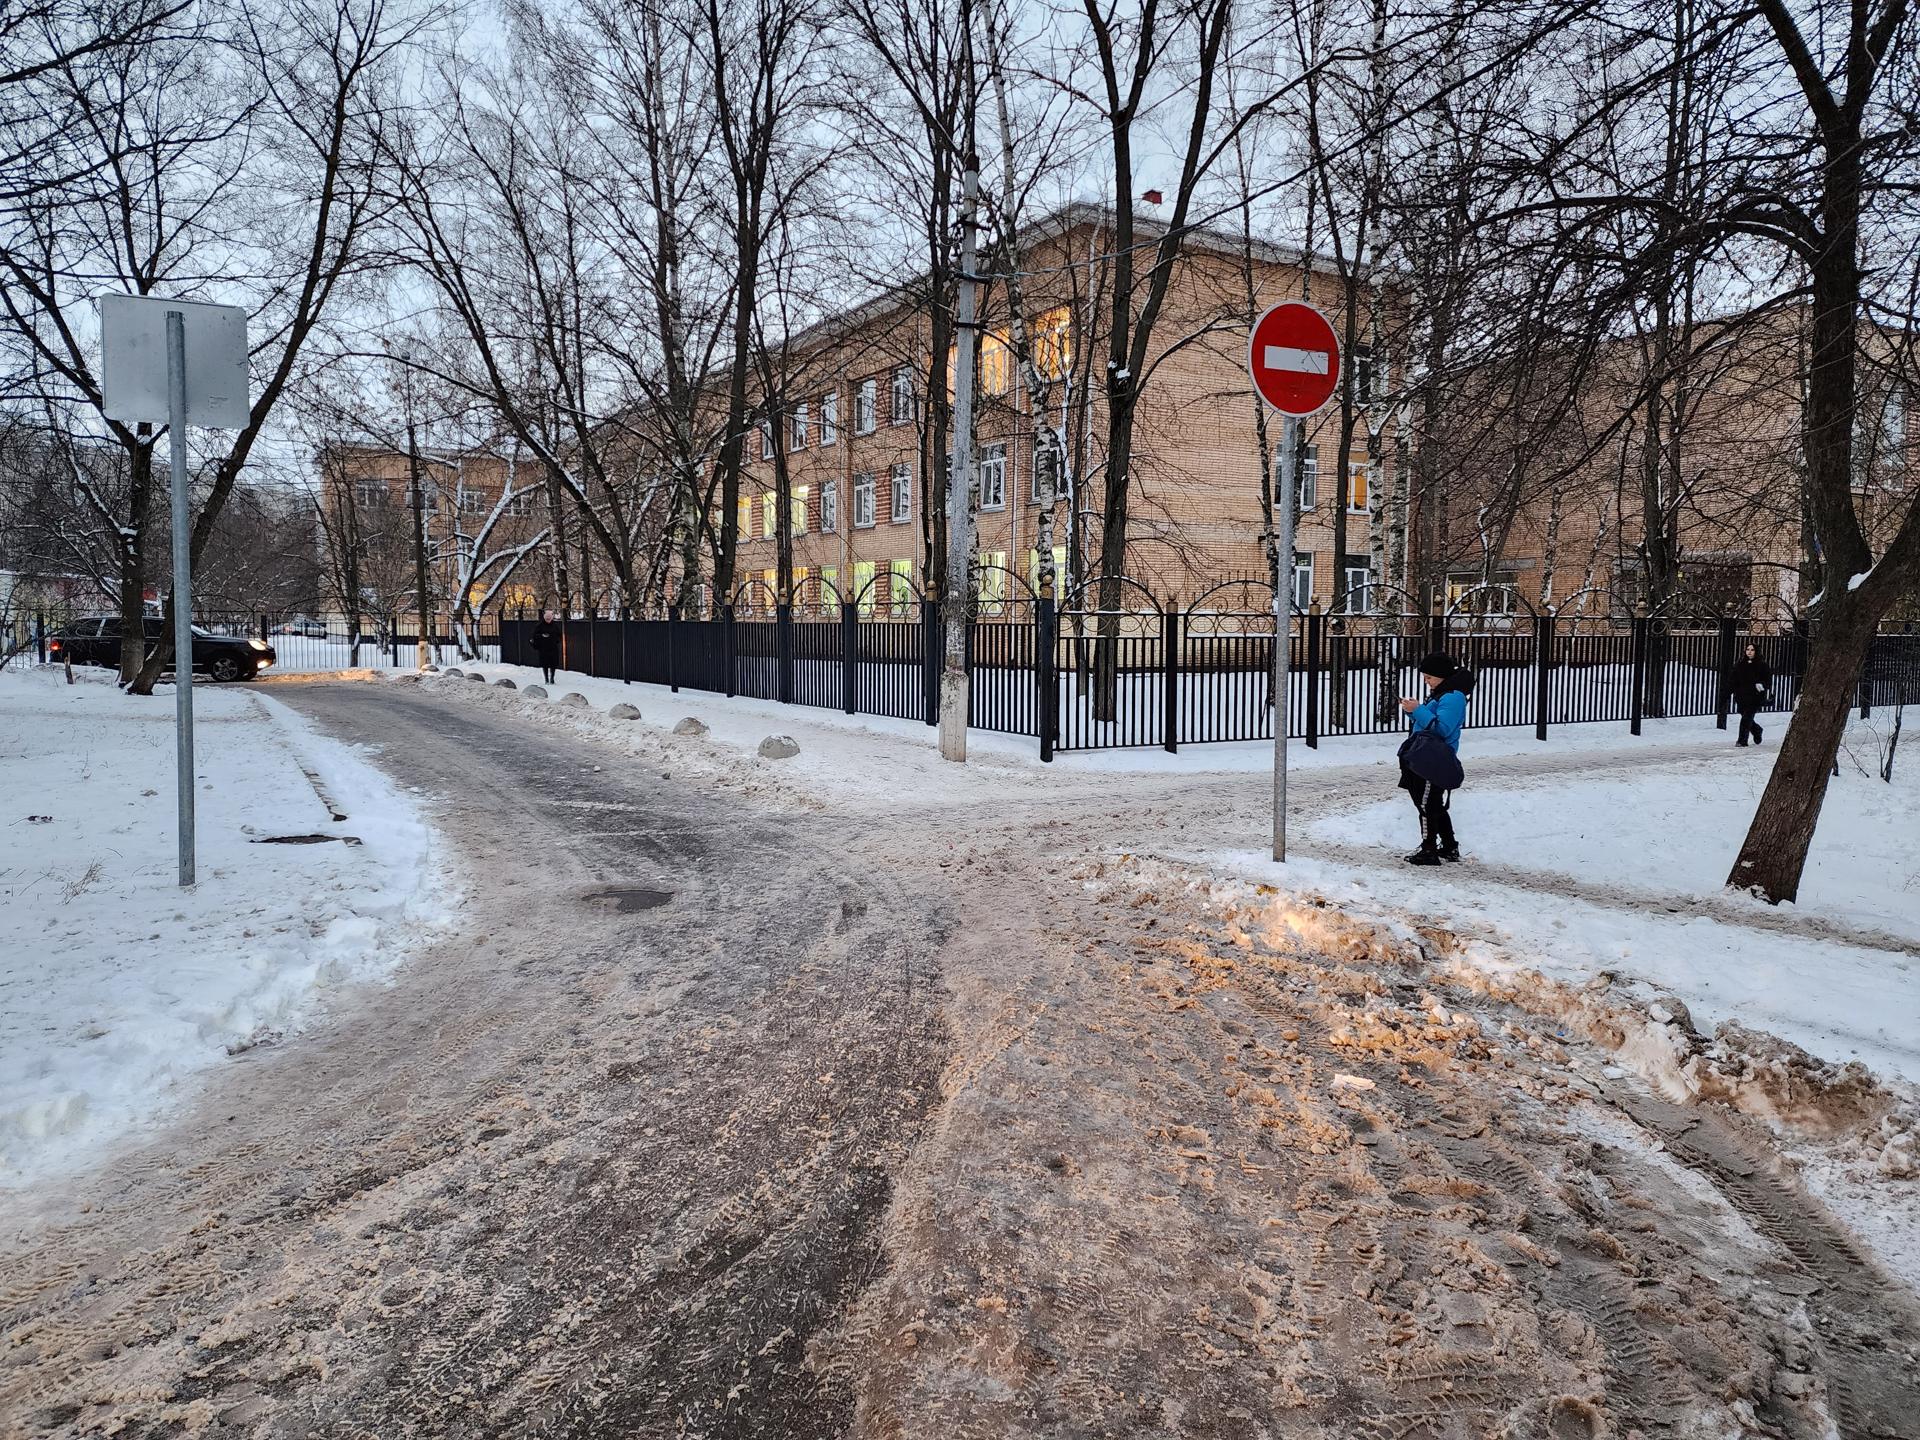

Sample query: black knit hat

[1417,651,1456,680]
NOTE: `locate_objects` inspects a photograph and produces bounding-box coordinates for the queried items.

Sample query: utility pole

[407,417,432,670]
[939,20,982,763]
[1272,419,1299,860]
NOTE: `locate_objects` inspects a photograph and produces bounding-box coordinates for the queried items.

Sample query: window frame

[853,470,876,528]
[819,391,838,446]
[1346,462,1370,515]
[1297,444,1318,510]
[889,367,913,426]
[820,478,838,534]
[789,402,809,451]
[978,441,1007,511]
[890,461,912,522]
[854,378,877,435]
[1292,551,1314,612]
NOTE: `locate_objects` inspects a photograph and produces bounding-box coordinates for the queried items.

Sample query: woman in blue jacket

[1397,651,1473,865]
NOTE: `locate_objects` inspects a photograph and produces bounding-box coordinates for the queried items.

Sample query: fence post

[620,604,631,684]
[1161,605,1179,753]
[777,598,795,703]
[1629,605,1648,736]
[921,596,939,727]
[1038,592,1057,762]
[1305,601,1322,749]
[723,603,737,697]
[35,609,46,663]
[1534,611,1552,742]
[260,614,270,645]
[390,614,400,668]
[841,601,858,713]
[1714,611,1737,729]
[667,606,680,692]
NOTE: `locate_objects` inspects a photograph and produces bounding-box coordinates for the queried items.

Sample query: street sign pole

[100,292,249,890]
[166,312,197,887]
[1247,299,1339,867]
[1272,416,1299,862]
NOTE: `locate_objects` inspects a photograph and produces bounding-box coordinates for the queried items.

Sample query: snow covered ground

[0,667,446,1189]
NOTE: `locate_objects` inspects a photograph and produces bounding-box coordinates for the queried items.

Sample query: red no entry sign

[1248,301,1340,416]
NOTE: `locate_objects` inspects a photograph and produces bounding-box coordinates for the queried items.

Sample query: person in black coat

[1729,641,1772,746]
[531,609,562,685]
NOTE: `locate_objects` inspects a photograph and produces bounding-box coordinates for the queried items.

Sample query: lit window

[1347,463,1370,514]
[820,391,838,446]
[890,462,912,522]
[976,550,1009,613]
[853,559,876,614]
[980,333,1012,395]
[821,480,838,534]
[853,471,876,528]
[979,442,1007,510]
[821,564,839,606]
[888,558,914,612]
[854,379,876,435]
[791,484,808,536]
[1033,307,1072,380]
[890,367,913,425]
[737,495,753,539]
[1028,545,1068,593]
[762,492,775,538]
[789,403,809,450]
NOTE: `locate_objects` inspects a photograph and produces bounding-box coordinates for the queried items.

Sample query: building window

[759,419,774,460]
[1347,463,1370,514]
[1028,544,1068,593]
[1034,307,1072,379]
[1292,552,1314,612]
[853,559,876,614]
[1447,572,1517,614]
[821,479,838,533]
[853,470,876,528]
[888,557,914,612]
[821,564,839,606]
[976,550,1009,613]
[503,490,531,517]
[890,462,911,522]
[854,379,877,435]
[980,333,1011,395]
[761,492,776,539]
[1297,444,1317,509]
[737,495,753,539]
[890,367,913,425]
[354,479,385,509]
[789,402,809,451]
[459,488,487,515]
[791,485,808,536]
[1342,563,1373,612]
[979,442,1007,510]
[820,391,838,446]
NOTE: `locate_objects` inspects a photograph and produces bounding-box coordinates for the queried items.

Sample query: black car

[49,616,276,682]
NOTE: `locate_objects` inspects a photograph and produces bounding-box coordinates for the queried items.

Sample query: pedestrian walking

[532,609,562,685]
[1397,651,1474,866]
[1729,641,1772,746]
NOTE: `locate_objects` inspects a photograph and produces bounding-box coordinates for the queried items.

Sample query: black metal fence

[500,580,1920,758]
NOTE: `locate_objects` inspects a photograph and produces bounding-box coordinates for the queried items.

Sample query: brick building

[712,204,1401,617]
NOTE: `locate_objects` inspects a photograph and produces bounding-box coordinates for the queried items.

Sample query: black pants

[1409,779,1455,852]
[1736,706,1763,744]
[538,657,557,684]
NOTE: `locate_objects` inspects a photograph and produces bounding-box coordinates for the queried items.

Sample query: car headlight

[248,639,268,651]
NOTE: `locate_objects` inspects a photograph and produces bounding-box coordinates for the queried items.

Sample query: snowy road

[4,675,1919,1439]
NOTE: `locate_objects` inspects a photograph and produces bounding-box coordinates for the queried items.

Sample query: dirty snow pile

[0,668,444,1188]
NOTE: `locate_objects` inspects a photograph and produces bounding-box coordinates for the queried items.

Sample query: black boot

[1405,846,1442,866]
[1438,843,1461,862]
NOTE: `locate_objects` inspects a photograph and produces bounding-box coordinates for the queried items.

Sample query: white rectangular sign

[100,294,250,429]
[1263,345,1329,375]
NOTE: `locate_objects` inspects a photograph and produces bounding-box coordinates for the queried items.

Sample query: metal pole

[1272,415,1300,862]
[166,310,196,887]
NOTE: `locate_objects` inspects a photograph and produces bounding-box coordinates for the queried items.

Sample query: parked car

[48,617,276,681]
[272,617,328,639]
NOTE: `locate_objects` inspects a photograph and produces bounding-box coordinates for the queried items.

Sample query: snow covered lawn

[0,668,444,1189]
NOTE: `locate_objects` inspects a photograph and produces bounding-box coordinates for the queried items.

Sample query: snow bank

[0,668,446,1188]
